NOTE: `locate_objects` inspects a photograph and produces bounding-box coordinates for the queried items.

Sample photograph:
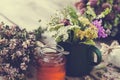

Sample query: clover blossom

[92,19,107,38]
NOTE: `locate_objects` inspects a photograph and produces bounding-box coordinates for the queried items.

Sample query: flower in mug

[92,19,108,38]
[78,17,90,26]
[76,30,85,40]
[47,6,107,45]
[84,24,98,40]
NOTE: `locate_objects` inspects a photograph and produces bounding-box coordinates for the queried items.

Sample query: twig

[89,69,105,80]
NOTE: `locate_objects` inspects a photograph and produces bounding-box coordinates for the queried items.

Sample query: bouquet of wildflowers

[75,0,120,37]
[47,5,107,45]
[0,22,43,80]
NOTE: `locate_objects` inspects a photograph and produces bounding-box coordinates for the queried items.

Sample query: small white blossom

[22,42,28,48]
[16,51,22,57]
[20,63,27,70]
[23,56,30,62]
[54,25,80,42]
[55,26,69,41]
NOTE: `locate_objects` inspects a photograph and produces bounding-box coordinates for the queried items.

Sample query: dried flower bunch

[47,5,107,45]
[0,22,43,80]
[75,0,120,37]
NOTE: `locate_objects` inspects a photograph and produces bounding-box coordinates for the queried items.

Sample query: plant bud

[80,0,88,3]
[102,3,111,9]
[75,1,85,10]
[79,8,86,14]
[113,4,118,10]
[105,12,115,20]
[95,8,103,15]
[116,0,120,3]
[89,0,98,7]
[61,19,70,26]
[117,6,120,13]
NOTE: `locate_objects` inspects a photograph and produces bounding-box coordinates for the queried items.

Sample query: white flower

[23,56,30,62]
[55,26,69,41]
[22,42,28,48]
[20,63,27,70]
[68,25,80,30]
[16,51,22,57]
[55,25,80,42]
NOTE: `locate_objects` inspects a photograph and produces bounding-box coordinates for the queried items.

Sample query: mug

[58,42,102,77]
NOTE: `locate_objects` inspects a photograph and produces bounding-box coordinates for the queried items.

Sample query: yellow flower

[84,24,98,39]
[76,30,85,40]
[78,16,90,26]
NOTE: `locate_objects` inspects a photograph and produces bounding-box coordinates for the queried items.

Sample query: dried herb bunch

[0,22,42,80]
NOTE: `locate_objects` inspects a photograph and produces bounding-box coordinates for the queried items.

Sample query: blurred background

[0,0,77,31]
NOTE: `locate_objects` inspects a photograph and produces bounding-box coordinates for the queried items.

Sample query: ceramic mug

[58,42,102,77]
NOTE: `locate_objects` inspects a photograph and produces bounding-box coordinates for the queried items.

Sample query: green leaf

[67,6,78,19]
[107,0,113,4]
[81,39,95,46]
[104,22,112,29]
[114,17,119,26]
[49,24,63,31]
[67,6,80,25]
[86,6,96,20]
[34,26,45,40]
[97,8,111,19]
[118,14,120,18]
[111,28,118,37]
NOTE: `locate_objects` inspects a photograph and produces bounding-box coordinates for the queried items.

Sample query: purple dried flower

[113,4,118,10]
[89,0,98,7]
[79,8,86,14]
[60,19,71,26]
[0,24,39,79]
[74,1,86,14]
[75,1,85,10]
[92,19,108,38]
[105,12,115,20]
[102,3,111,9]
[117,6,120,13]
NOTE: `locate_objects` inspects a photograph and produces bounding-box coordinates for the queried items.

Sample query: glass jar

[37,45,66,80]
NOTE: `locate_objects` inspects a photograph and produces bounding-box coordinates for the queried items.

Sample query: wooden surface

[0,0,75,31]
